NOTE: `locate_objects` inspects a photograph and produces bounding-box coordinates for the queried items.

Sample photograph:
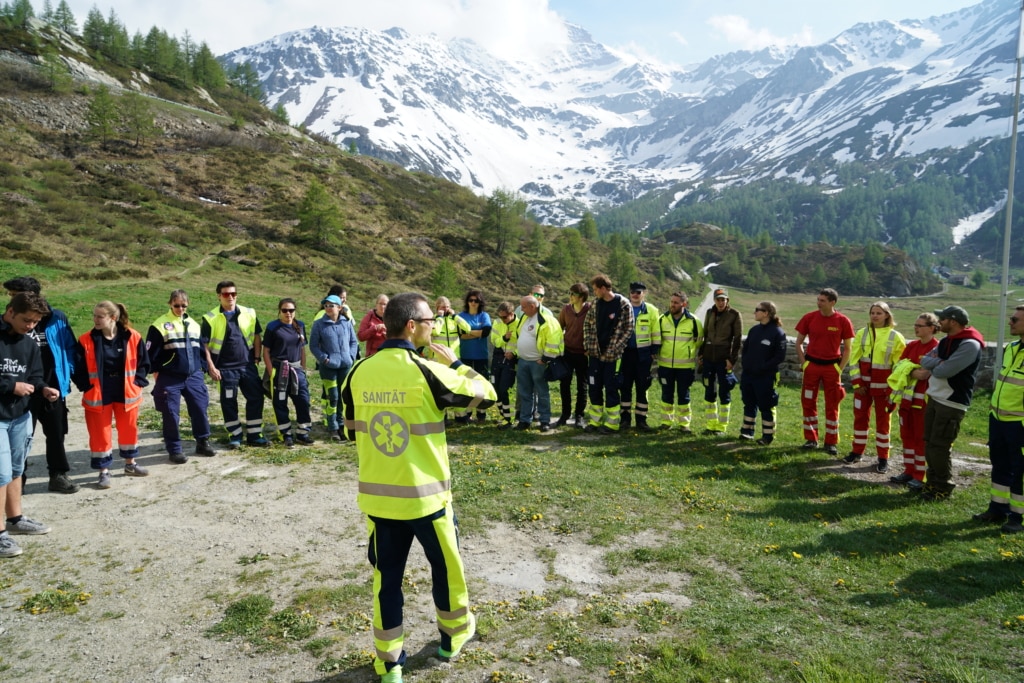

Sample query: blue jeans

[0,412,32,486]
[516,360,550,424]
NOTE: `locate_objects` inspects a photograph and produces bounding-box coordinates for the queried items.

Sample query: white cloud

[669,31,689,47]
[707,14,815,52]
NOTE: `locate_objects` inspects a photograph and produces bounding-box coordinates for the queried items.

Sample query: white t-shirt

[517,314,541,362]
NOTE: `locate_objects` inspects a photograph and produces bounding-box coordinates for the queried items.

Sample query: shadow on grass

[848,558,1022,608]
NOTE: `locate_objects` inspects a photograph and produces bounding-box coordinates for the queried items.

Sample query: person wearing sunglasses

[888,312,938,488]
[146,289,215,463]
[739,301,787,445]
[310,295,359,440]
[974,307,1024,532]
[911,305,983,502]
[201,281,270,449]
[262,299,314,448]
[455,290,491,423]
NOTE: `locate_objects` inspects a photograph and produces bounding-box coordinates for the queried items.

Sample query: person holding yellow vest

[844,302,906,473]
[657,292,703,433]
[508,295,564,431]
[146,290,215,463]
[490,301,518,428]
[201,281,269,449]
[341,292,496,683]
[889,313,938,487]
[620,282,661,431]
[974,307,1024,533]
[429,297,471,360]
[72,301,150,489]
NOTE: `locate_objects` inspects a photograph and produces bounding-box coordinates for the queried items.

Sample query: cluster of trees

[597,144,1011,268]
[0,0,261,98]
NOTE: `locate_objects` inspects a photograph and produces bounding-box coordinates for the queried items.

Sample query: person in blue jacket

[739,301,788,445]
[3,277,79,494]
[310,295,359,440]
[455,289,491,423]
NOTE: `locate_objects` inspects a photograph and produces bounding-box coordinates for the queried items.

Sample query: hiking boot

[195,439,216,457]
[168,452,188,464]
[454,414,471,424]
[680,426,693,434]
[824,444,838,456]
[635,420,653,432]
[227,438,243,450]
[554,416,568,427]
[124,463,149,477]
[438,610,476,660]
[380,665,403,683]
[48,473,79,494]
[574,414,586,428]
[889,473,914,484]
[583,424,598,433]
[246,436,270,448]
[874,459,889,474]
[921,488,951,502]
[739,430,755,440]
[496,421,512,431]
[283,436,295,449]
[907,479,924,491]
[513,422,531,431]
[98,471,112,489]
[0,533,23,558]
[296,433,315,445]
[972,510,1008,524]
[6,516,51,535]
[330,432,342,442]
[756,436,774,446]
[842,452,862,464]
[801,440,818,450]
[539,423,550,433]
[1001,520,1024,534]
[598,425,615,435]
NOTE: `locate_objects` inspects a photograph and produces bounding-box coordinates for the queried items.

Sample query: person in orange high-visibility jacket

[845,302,906,473]
[341,292,496,683]
[72,301,150,489]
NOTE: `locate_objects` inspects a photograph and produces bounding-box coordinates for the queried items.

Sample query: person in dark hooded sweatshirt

[0,293,55,558]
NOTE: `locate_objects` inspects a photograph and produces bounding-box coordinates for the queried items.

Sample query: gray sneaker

[98,471,112,489]
[6,516,51,535]
[0,533,23,558]
[124,463,149,477]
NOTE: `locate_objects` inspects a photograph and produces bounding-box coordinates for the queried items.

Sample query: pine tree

[86,84,118,148]
[430,260,458,300]
[577,211,598,240]
[479,188,525,256]
[41,47,72,93]
[40,0,54,24]
[53,0,76,34]
[120,91,159,146]
[296,180,343,248]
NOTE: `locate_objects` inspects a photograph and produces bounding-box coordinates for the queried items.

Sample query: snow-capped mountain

[221,0,1018,223]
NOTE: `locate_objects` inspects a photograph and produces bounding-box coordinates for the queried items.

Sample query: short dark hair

[216,280,236,294]
[569,282,589,301]
[819,288,838,302]
[590,273,612,290]
[7,292,49,316]
[328,284,347,297]
[384,292,428,338]
[3,276,41,294]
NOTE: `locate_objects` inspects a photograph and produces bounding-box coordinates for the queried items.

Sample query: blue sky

[61,0,985,64]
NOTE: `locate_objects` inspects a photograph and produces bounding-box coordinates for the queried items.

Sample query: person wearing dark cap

[619,282,660,431]
[3,277,79,493]
[911,305,983,501]
[699,288,742,434]
[974,306,1023,532]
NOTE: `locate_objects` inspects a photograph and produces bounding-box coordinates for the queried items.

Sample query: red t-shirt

[796,310,855,360]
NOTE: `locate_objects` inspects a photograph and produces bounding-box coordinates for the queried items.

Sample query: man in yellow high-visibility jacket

[341,292,496,683]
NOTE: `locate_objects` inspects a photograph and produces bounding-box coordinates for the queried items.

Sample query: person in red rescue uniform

[794,288,855,456]
[889,312,939,488]
[845,302,906,473]
[73,301,150,489]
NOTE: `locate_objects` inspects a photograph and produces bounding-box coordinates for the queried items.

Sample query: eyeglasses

[219,291,238,297]
[630,290,644,295]
[280,308,296,313]
[413,317,435,324]
[755,308,765,313]
[171,304,188,309]
[467,298,480,303]
[324,304,339,309]
[532,293,544,298]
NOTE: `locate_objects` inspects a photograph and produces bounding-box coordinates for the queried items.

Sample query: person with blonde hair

[889,312,939,487]
[73,302,150,488]
[845,302,906,473]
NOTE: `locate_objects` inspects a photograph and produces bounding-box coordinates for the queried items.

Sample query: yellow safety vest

[657,312,702,369]
[508,310,564,359]
[634,303,661,348]
[342,346,496,519]
[991,340,1024,421]
[430,314,471,359]
[202,305,257,356]
[850,326,906,392]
